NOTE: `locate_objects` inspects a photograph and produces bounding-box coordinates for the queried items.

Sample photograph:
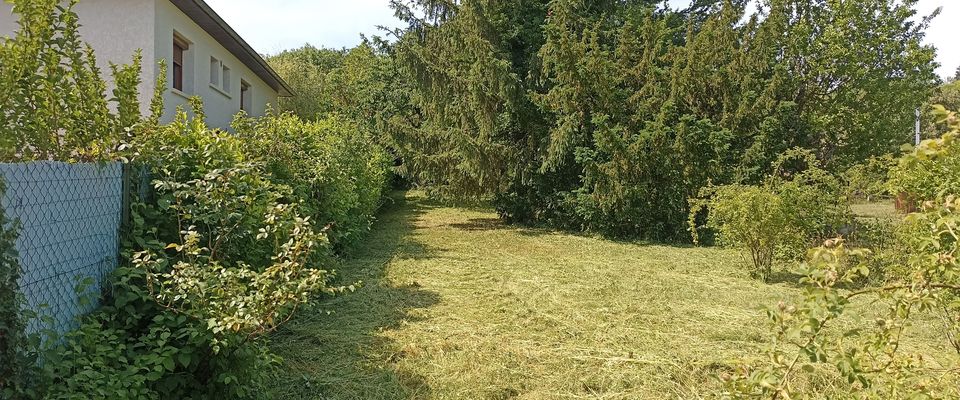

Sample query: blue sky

[206,0,959,79]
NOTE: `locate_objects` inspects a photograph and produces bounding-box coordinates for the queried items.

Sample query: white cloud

[210,0,958,78]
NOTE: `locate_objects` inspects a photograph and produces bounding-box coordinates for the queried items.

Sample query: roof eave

[170,0,295,97]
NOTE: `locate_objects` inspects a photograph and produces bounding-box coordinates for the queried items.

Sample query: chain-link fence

[0,161,124,336]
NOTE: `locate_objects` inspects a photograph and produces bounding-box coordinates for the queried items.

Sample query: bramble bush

[690,149,851,281]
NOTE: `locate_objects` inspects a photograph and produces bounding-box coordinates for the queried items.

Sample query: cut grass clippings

[264,192,955,399]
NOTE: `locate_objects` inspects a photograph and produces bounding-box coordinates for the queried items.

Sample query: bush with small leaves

[844,155,896,202]
[234,112,390,253]
[690,149,851,281]
[690,185,796,281]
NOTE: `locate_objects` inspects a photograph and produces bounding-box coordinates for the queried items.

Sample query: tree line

[272,0,941,241]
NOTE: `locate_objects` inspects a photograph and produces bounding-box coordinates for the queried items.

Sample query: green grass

[851,200,897,219]
[264,193,954,399]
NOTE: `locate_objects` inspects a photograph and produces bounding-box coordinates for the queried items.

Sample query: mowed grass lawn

[265,193,953,399]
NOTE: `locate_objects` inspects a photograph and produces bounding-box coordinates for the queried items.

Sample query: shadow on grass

[448,217,504,231]
[415,196,493,213]
[449,217,703,252]
[265,193,441,400]
[766,270,806,287]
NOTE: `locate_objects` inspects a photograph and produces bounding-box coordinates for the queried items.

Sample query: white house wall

[154,0,278,129]
[0,5,13,35]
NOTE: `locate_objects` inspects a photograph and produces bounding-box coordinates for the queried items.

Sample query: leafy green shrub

[134,104,350,329]
[134,102,276,265]
[234,113,390,252]
[889,105,960,205]
[690,185,795,281]
[134,164,337,338]
[27,105,354,399]
[0,0,142,393]
[1,1,359,396]
[690,150,851,281]
[767,149,851,248]
[844,155,896,202]
[0,0,143,162]
[723,199,960,398]
[35,267,281,399]
[725,108,960,398]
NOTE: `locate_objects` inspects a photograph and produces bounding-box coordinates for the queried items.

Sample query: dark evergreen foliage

[277,0,940,241]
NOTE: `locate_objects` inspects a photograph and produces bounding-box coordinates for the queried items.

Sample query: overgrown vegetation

[259,1,959,398]
[235,113,390,253]
[3,0,958,397]
[0,1,389,398]
[269,1,940,241]
[717,108,960,397]
[0,0,142,396]
[14,101,380,398]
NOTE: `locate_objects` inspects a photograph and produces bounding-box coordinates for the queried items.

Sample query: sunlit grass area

[851,200,897,219]
[265,193,955,399]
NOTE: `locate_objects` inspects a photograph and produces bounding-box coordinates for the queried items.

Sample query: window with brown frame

[173,41,185,91]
